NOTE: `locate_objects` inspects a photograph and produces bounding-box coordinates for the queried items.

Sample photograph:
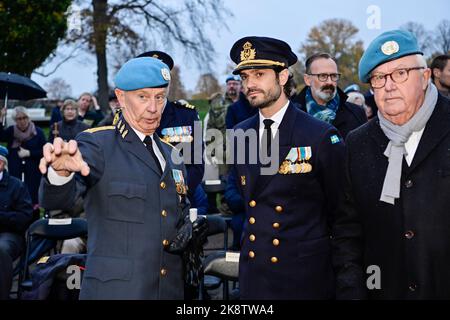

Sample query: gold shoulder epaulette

[84,126,115,133]
[175,99,196,110]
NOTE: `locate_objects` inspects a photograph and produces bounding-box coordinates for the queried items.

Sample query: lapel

[154,134,172,181]
[408,96,450,172]
[117,117,163,177]
[368,117,389,154]
[331,89,349,128]
[251,103,297,198]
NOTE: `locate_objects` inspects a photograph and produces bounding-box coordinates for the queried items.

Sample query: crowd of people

[0,28,450,300]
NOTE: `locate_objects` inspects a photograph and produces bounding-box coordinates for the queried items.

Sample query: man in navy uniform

[229,36,345,299]
[39,57,191,299]
[137,51,204,201]
[291,52,367,139]
[333,30,450,299]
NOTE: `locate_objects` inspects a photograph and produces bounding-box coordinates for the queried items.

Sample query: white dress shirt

[258,100,290,148]
[404,128,425,166]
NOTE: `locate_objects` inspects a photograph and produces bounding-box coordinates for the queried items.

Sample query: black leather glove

[166,217,193,255]
[192,215,209,246]
[165,216,209,255]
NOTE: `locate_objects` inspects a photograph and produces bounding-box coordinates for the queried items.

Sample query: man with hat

[136,51,204,203]
[333,30,450,299]
[291,52,367,139]
[39,57,194,299]
[0,145,33,299]
[229,36,345,299]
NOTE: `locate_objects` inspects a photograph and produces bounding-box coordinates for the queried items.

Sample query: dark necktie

[143,135,162,174]
[262,119,275,157]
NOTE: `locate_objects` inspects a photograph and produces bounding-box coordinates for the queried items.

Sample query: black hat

[136,50,174,70]
[230,36,297,74]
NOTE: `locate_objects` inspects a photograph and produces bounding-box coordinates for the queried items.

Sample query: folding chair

[199,214,238,300]
[18,217,87,299]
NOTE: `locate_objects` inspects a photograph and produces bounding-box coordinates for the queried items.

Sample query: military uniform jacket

[39,118,189,300]
[233,102,345,299]
[332,95,450,299]
[156,100,204,199]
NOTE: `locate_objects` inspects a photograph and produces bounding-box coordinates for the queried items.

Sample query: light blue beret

[359,30,423,83]
[114,57,171,90]
[226,74,241,83]
[0,145,8,157]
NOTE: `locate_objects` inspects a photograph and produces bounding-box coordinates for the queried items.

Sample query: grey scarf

[378,82,438,205]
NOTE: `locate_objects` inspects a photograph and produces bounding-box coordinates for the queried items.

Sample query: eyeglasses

[369,67,425,89]
[307,73,341,82]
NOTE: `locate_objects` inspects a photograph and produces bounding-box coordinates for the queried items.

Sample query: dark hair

[275,69,296,98]
[430,54,450,80]
[305,52,336,74]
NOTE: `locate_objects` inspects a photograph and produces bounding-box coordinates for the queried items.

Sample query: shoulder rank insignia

[330,135,341,144]
[278,146,313,174]
[37,256,50,264]
[175,99,196,110]
[84,125,115,134]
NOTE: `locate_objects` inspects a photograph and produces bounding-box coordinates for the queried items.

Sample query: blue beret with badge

[226,74,241,83]
[0,145,8,157]
[230,36,297,75]
[114,57,171,90]
[359,29,423,83]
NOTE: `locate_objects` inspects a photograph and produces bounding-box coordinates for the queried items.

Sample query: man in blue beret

[0,145,33,299]
[38,57,194,299]
[333,30,450,299]
[229,36,346,299]
[137,51,205,205]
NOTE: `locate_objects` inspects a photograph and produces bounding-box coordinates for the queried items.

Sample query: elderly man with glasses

[332,30,450,300]
[291,52,367,139]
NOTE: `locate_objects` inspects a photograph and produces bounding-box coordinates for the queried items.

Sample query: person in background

[291,52,367,139]
[98,93,121,127]
[0,106,46,217]
[0,145,33,299]
[49,99,64,129]
[77,93,104,128]
[430,54,450,98]
[49,99,90,143]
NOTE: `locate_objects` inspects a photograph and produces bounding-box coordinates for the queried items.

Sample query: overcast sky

[31,0,450,98]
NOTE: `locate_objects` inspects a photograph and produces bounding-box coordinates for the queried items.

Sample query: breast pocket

[107,181,146,223]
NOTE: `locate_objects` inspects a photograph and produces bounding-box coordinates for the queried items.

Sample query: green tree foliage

[297,18,366,90]
[0,0,71,76]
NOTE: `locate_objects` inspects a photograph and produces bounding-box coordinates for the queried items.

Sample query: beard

[246,84,282,110]
[313,84,337,103]
[227,88,238,99]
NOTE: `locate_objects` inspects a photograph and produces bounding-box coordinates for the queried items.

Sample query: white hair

[415,54,428,68]
[347,92,365,106]
[12,106,29,119]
